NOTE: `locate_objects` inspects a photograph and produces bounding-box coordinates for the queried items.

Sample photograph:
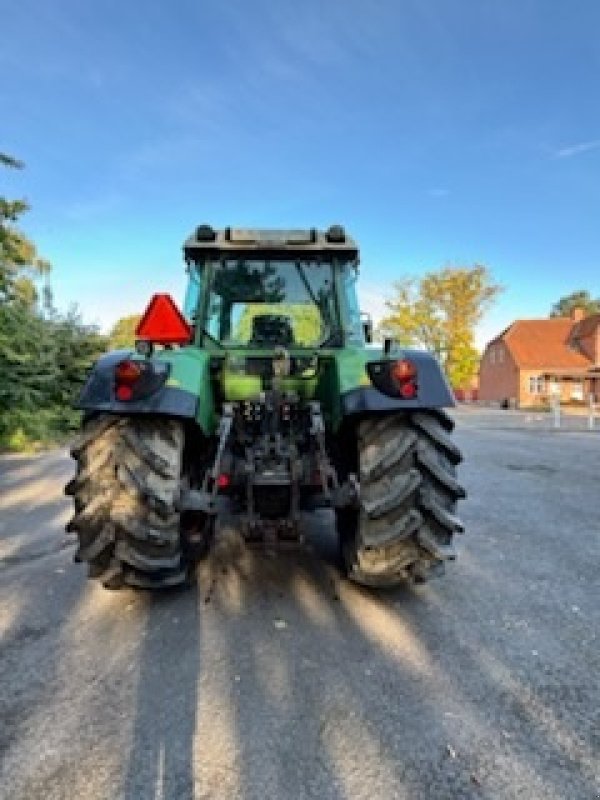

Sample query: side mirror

[360,312,373,344]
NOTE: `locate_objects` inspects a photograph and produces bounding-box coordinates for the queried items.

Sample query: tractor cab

[182,225,364,352]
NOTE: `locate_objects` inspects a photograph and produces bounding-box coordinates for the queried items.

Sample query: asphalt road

[0,413,598,800]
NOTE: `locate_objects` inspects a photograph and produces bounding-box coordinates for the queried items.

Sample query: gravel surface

[0,414,598,800]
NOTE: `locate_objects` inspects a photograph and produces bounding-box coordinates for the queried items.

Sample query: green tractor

[66,225,465,589]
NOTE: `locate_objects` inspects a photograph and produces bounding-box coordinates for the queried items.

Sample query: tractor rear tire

[338,410,465,587]
[66,414,190,589]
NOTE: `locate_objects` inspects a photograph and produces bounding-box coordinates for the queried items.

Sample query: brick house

[479,309,600,408]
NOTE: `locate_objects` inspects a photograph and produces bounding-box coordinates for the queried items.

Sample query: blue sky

[2,0,599,347]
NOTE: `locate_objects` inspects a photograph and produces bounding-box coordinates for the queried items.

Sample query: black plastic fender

[342,349,455,416]
[75,350,198,418]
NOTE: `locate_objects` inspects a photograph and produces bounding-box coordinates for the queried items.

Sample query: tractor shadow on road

[120,584,201,800]
[117,514,455,799]
[0,544,88,785]
[113,500,600,800]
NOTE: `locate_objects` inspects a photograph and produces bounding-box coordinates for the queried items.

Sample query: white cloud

[554,139,600,158]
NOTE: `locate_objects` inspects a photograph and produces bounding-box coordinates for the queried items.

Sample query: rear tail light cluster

[114,360,142,401]
[367,358,418,399]
[113,359,170,402]
[390,359,418,398]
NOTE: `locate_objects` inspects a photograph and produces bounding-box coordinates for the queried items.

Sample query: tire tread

[339,410,465,587]
[67,414,187,589]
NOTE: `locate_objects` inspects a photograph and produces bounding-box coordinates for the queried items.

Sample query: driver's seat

[249,314,295,346]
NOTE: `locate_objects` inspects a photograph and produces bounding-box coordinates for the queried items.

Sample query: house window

[498,348,504,364]
[528,376,545,395]
[490,348,495,365]
[571,381,584,401]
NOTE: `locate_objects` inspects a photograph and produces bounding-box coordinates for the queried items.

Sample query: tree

[0,153,51,306]
[380,265,502,387]
[47,308,107,409]
[549,290,600,318]
[0,303,106,448]
[0,155,106,449]
[108,314,141,349]
[0,303,57,414]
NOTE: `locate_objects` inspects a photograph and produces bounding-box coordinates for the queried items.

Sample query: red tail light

[135,294,192,345]
[391,359,417,383]
[367,358,419,399]
[115,360,142,384]
[391,359,418,398]
[114,359,143,401]
[217,473,231,490]
[113,358,170,403]
[116,385,134,401]
[399,381,417,399]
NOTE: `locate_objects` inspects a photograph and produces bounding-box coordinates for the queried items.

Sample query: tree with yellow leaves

[108,314,142,349]
[380,265,502,388]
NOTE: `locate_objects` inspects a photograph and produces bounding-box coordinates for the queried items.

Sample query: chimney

[570,307,585,322]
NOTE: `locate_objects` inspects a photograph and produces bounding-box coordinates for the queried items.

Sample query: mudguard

[342,349,455,416]
[76,350,198,418]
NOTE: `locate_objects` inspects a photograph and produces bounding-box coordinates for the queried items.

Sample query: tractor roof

[183,225,358,261]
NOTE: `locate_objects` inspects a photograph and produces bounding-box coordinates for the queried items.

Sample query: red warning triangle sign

[135,294,192,345]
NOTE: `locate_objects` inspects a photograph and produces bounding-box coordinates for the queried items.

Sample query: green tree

[380,265,502,387]
[0,303,106,449]
[47,308,107,408]
[549,290,600,318]
[0,155,106,449]
[0,153,50,306]
[108,314,141,349]
[0,303,57,413]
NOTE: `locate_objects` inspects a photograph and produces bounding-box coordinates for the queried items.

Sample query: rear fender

[76,350,199,421]
[341,349,455,416]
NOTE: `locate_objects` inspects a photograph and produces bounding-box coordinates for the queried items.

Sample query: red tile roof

[492,318,596,371]
[570,313,600,340]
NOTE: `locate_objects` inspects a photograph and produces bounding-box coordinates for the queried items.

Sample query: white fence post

[588,394,596,431]
[552,394,561,429]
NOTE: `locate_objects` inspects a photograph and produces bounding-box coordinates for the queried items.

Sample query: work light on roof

[195,224,216,241]
[325,224,346,243]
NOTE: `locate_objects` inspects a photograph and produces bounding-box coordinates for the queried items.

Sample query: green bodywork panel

[316,347,374,429]
[153,344,376,435]
[220,369,319,403]
[153,348,215,434]
[219,351,320,403]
